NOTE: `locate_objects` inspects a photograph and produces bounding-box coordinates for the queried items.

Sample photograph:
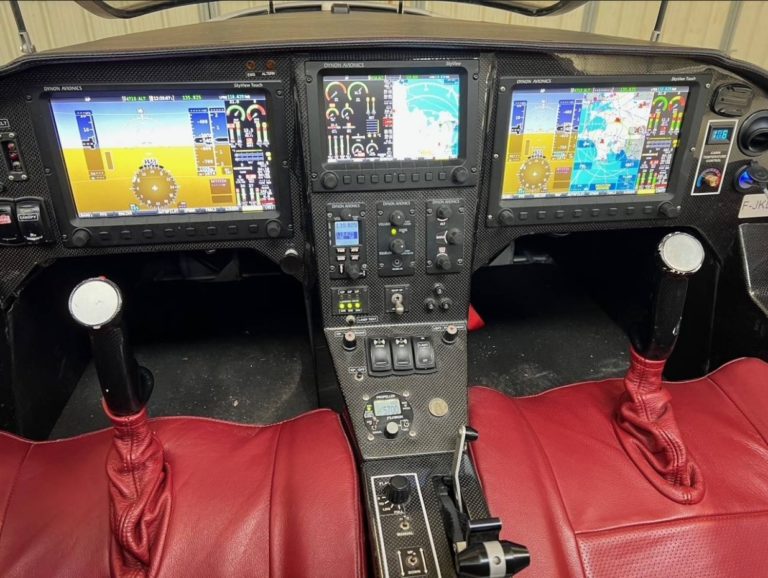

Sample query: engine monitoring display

[50,90,277,218]
[322,73,460,163]
[500,84,690,199]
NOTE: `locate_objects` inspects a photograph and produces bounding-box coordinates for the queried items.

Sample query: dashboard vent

[712,83,754,117]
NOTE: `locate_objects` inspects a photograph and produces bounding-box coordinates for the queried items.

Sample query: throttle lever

[439,426,530,577]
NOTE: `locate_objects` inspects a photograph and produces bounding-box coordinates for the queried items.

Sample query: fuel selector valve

[436,426,531,578]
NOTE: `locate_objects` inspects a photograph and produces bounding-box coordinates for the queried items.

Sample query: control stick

[68,277,153,416]
[630,232,705,361]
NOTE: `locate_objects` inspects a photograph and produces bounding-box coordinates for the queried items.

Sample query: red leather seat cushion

[0,409,365,578]
[468,358,768,578]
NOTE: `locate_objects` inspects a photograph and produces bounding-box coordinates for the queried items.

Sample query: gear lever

[630,231,706,360]
[68,277,153,416]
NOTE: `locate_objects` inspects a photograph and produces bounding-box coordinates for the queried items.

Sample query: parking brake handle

[68,277,153,416]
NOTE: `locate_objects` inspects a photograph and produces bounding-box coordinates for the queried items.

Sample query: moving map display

[322,73,460,162]
[501,84,690,199]
[50,90,276,218]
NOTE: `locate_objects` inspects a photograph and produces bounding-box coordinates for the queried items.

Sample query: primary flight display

[50,90,277,218]
[501,84,690,199]
[322,73,460,163]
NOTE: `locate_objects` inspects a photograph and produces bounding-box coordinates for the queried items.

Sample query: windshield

[0,1,764,69]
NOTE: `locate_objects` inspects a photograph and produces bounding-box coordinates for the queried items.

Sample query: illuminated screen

[500,85,690,200]
[334,220,360,246]
[322,73,460,163]
[373,398,402,417]
[50,90,276,218]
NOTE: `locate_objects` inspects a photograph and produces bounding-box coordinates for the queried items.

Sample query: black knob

[390,238,406,255]
[342,331,357,351]
[280,248,302,276]
[384,475,411,504]
[389,210,405,227]
[424,297,437,312]
[451,166,469,184]
[436,205,452,220]
[658,202,680,218]
[345,259,362,280]
[443,324,458,344]
[384,421,400,440]
[498,209,515,226]
[435,253,452,271]
[266,219,282,238]
[339,208,353,221]
[446,228,462,245]
[439,297,453,311]
[71,228,92,247]
[433,283,445,296]
[321,171,339,189]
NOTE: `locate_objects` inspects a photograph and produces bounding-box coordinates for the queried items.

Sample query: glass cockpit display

[322,73,460,162]
[500,85,690,199]
[50,90,277,218]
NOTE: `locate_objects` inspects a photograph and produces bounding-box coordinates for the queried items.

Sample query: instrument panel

[0,45,766,308]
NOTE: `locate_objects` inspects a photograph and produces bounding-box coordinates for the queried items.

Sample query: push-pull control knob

[435,253,452,271]
[389,210,405,227]
[384,475,411,504]
[342,331,357,351]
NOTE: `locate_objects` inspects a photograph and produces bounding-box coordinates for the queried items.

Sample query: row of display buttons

[497,204,662,224]
[94,223,261,242]
[321,167,468,189]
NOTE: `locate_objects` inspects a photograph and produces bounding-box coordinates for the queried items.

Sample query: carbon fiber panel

[739,223,768,317]
[363,453,490,578]
[0,54,304,304]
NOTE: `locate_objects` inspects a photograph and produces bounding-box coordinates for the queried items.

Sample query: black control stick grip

[631,232,705,361]
[68,277,153,416]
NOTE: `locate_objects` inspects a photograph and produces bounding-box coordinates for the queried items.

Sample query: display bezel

[487,74,712,226]
[305,60,480,191]
[30,81,293,246]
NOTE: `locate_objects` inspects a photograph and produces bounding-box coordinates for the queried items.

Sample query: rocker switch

[392,337,414,372]
[368,338,392,373]
[413,337,435,370]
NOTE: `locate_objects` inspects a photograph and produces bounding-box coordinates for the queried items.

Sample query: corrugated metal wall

[0,1,765,69]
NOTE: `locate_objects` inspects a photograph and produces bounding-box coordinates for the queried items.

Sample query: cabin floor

[50,262,630,439]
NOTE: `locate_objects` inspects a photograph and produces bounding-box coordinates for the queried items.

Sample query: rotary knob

[436,205,452,220]
[321,172,339,190]
[266,220,282,238]
[446,228,462,245]
[435,253,452,271]
[390,238,406,255]
[389,210,405,227]
[345,259,362,280]
[384,475,411,504]
[71,228,92,248]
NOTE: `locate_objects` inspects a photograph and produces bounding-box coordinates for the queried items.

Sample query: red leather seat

[0,409,365,578]
[469,357,768,577]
